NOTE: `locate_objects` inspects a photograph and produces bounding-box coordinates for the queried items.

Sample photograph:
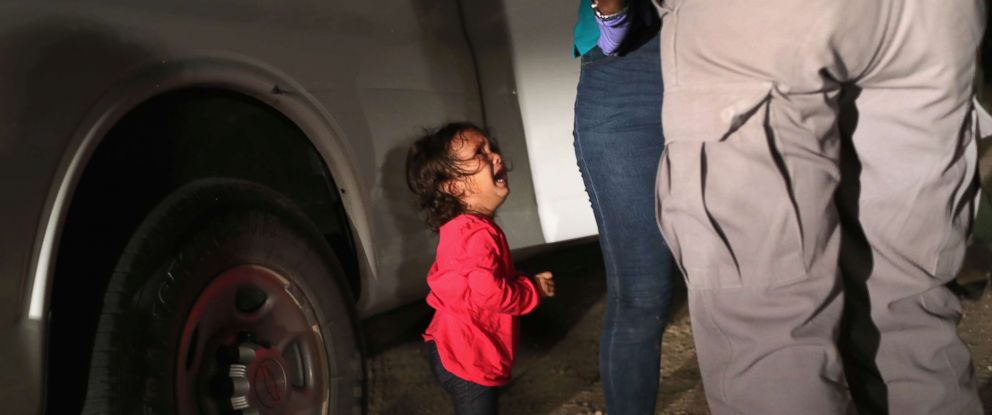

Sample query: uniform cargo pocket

[657,83,809,289]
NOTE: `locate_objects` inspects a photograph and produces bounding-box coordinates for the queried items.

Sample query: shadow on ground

[362,228,992,414]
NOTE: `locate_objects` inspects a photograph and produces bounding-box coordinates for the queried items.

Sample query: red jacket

[422,214,540,386]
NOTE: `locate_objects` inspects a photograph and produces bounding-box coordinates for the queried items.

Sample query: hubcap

[175,265,330,414]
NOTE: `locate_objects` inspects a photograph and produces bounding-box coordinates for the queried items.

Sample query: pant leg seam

[574,112,625,409]
[927,289,973,415]
[701,294,744,415]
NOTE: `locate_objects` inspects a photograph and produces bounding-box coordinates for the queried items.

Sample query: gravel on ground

[364,238,992,414]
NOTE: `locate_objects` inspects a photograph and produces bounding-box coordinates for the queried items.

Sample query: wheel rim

[175,265,330,414]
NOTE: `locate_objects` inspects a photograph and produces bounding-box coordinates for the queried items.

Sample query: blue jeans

[573,33,676,415]
[426,341,499,415]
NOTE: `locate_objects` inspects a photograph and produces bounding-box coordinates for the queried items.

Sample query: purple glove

[595,8,630,56]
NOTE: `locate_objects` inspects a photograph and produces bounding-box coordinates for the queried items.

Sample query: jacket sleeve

[458,228,540,316]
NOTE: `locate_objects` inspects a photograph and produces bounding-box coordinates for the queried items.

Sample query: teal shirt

[573,0,599,57]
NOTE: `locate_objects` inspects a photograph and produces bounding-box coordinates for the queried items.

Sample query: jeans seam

[573,122,621,284]
[573,117,624,404]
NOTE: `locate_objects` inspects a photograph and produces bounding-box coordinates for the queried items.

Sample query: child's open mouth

[494,167,508,187]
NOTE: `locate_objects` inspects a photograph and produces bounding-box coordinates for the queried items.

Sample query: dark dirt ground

[362,236,992,415]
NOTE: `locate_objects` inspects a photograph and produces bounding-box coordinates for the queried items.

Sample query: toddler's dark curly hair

[405,122,504,231]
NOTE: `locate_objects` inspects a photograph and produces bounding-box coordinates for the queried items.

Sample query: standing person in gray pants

[651,0,986,413]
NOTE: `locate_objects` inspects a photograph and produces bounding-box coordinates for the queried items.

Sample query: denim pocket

[656,83,809,289]
[580,46,619,69]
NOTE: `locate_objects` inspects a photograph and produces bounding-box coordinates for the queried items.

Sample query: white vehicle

[0,1,594,413]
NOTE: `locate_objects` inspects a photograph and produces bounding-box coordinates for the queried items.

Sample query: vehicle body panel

[0,1,592,412]
[490,0,597,242]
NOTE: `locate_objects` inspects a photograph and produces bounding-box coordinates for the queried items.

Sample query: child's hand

[534,271,555,298]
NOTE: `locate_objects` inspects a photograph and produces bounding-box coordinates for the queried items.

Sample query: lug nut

[235,285,267,313]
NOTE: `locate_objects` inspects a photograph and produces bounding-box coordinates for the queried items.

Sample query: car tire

[80,178,364,415]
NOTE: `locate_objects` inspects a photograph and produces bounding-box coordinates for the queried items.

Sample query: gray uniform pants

[653,0,986,413]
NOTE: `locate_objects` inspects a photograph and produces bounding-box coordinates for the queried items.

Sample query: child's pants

[653,0,986,413]
[426,341,499,415]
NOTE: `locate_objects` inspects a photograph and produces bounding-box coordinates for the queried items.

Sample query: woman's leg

[573,33,676,415]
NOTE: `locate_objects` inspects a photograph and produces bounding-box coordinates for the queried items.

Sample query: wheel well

[47,88,359,413]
